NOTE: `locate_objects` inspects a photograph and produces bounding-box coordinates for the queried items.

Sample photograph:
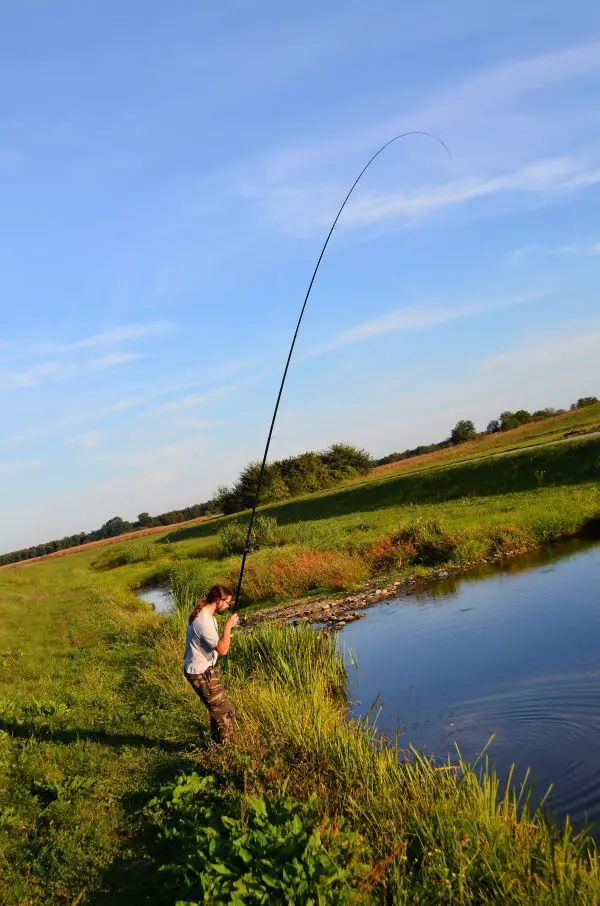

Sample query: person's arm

[215,613,239,656]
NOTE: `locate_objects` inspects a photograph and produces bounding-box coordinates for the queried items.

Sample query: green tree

[100,516,132,538]
[279,452,332,496]
[513,409,532,424]
[321,443,374,479]
[486,419,501,434]
[499,411,520,431]
[450,420,477,445]
[137,512,154,527]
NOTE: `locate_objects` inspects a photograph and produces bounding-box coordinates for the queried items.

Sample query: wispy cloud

[253,157,600,235]
[0,361,72,392]
[506,241,600,267]
[340,159,600,227]
[241,39,600,237]
[424,40,600,128]
[139,379,250,421]
[66,430,109,452]
[140,393,209,418]
[89,352,148,369]
[477,321,600,373]
[310,290,544,355]
[0,458,50,478]
[64,321,174,351]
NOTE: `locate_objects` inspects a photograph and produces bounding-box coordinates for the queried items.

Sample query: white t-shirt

[183,608,219,674]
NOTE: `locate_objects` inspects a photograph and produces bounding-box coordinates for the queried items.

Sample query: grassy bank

[2,557,599,902]
[75,437,600,610]
[374,400,600,479]
[1,435,599,901]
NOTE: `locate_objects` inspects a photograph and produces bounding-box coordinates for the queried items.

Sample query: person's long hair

[188,584,233,624]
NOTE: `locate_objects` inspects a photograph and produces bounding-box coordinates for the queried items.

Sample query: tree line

[0,443,374,566]
[377,396,598,465]
[211,443,374,515]
[0,502,214,566]
[2,394,596,565]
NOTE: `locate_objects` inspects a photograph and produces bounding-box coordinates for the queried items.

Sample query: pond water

[342,539,600,835]
[136,584,172,614]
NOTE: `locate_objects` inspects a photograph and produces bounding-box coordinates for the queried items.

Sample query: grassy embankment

[373,401,600,480]
[1,435,599,902]
[85,433,600,609]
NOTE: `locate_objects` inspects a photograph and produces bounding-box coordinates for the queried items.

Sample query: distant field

[24,433,596,614]
[6,404,599,569]
[0,515,209,569]
[373,402,600,479]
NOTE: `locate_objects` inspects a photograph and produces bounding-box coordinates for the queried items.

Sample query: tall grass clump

[222,626,600,904]
[238,547,370,603]
[368,518,458,571]
[169,562,217,614]
[228,623,348,698]
[91,541,161,570]
[282,520,356,551]
[219,514,282,556]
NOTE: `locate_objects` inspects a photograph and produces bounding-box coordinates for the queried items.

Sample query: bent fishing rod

[231,131,451,616]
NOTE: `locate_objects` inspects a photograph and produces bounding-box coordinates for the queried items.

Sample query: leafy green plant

[144,771,372,904]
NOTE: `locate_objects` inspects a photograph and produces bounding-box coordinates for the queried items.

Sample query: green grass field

[1,433,599,902]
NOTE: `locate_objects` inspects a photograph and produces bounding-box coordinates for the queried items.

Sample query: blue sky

[1,0,600,552]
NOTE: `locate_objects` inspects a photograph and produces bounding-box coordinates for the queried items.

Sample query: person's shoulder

[195,608,213,628]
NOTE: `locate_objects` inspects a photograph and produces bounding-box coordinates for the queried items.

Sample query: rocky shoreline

[240,543,542,630]
[242,570,454,630]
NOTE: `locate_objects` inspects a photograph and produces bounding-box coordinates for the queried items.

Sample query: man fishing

[183,584,239,744]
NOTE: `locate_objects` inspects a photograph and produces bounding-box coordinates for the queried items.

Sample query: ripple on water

[443,672,600,831]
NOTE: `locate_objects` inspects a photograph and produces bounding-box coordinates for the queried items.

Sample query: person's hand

[226,613,240,629]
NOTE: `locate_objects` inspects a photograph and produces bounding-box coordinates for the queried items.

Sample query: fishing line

[231,131,452,614]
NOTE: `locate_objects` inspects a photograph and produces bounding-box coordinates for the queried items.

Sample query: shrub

[219,521,248,557]
[368,519,458,571]
[486,523,531,557]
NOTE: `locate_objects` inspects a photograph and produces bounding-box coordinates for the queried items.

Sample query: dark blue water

[343,540,600,833]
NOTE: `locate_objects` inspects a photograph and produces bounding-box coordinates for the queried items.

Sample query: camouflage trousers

[184,666,236,744]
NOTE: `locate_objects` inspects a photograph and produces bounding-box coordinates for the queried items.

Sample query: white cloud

[253,157,600,235]
[340,159,600,228]
[506,241,600,266]
[89,352,147,369]
[138,378,253,421]
[241,40,600,237]
[310,289,544,355]
[0,458,50,479]
[66,430,109,453]
[424,41,600,128]
[477,324,600,374]
[139,393,209,419]
[0,361,73,392]
[65,321,174,350]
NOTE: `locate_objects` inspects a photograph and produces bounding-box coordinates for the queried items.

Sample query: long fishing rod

[232,131,451,613]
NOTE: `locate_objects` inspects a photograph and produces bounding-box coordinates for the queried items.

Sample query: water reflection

[136,584,172,614]
[343,539,600,834]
